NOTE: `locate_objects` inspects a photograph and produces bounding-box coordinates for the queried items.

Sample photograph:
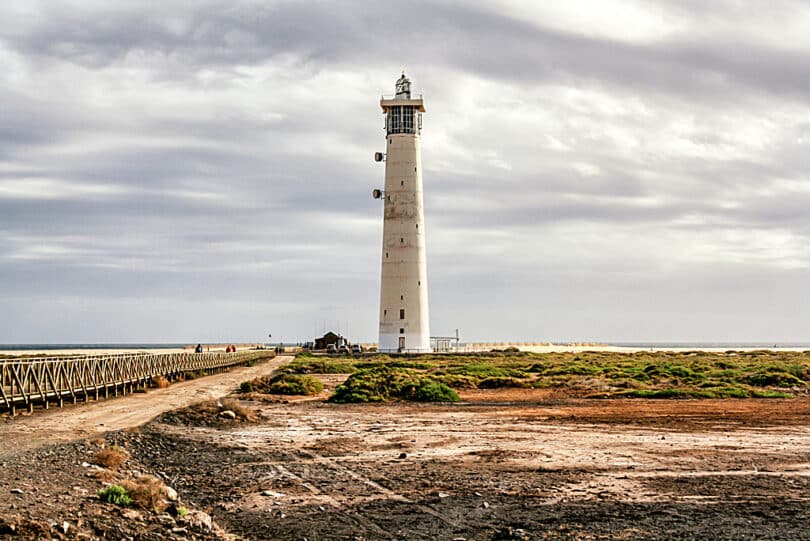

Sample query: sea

[0,343,187,351]
[3,342,810,351]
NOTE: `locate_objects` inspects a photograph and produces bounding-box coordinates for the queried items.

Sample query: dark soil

[4,391,810,540]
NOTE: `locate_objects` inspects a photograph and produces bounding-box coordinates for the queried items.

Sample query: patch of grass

[240,374,323,395]
[617,386,753,399]
[445,363,529,380]
[287,359,358,374]
[176,506,189,517]
[329,366,458,403]
[98,485,133,507]
[752,390,794,398]
[91,446,128,470]
[133,386,147,393]
[122,476,169,513]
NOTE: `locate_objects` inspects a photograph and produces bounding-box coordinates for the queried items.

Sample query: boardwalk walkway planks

[1,350,273,415]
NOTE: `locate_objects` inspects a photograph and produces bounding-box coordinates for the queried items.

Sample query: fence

[1,350,273,415]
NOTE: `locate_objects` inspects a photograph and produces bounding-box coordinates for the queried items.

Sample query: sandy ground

[118,391,810,540]
[0,355,291,457]
[4,367,810,539]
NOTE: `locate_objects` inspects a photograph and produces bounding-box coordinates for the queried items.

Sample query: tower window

[399,309,405,319]
[418,281,421,286]
[400,295,404,300]
[401,181,404,186]
[384,309,387,315]
[400,238,404,243]
[416,224,419,229]
[400,328,405,334]
[386,252,389,258]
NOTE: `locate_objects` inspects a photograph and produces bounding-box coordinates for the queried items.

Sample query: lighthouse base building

[377,74,431,353]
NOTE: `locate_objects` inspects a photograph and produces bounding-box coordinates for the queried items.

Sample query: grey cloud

[3,1,810,342]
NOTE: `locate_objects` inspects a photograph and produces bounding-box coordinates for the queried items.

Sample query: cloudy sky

[2,1,810,344]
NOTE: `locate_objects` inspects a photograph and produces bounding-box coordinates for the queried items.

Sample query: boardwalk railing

[1,350,273,415]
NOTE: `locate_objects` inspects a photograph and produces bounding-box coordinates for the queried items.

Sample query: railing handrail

[1,350,272,413]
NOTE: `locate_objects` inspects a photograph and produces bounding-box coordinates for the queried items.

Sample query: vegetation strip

[285,350,808,400]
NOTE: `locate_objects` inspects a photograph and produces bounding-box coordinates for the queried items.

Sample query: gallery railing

[0,350,273,415]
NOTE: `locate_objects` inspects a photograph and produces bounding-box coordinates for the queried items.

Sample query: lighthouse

[375,73,431,353]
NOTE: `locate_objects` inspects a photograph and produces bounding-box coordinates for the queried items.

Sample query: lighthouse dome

[395,73,411,99]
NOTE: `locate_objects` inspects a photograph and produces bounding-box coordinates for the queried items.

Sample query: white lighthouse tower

[375,73,431,353]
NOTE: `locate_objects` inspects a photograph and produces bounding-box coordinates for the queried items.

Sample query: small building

[314,331,348,350]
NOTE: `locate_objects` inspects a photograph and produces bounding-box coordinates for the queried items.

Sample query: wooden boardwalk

[1,350,273,415]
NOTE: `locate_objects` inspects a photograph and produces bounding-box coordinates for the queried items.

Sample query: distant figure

[195,343,203,354]
[232,344,237,352]
[225,345,231,353]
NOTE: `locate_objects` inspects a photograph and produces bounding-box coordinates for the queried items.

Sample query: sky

[2,1,810,344]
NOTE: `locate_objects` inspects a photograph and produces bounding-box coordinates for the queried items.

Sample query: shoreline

[3,343,810,358]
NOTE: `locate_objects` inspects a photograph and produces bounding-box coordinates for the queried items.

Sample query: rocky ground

[4,386,810,540]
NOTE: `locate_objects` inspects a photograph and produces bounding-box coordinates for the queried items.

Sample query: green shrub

[98,485,133,507]
[329,366,459,403]
[744,371,805,388]
[241,373,323,395]
[411,380,460,402]
[268,374,323,395]
[433,374,479,389]
[477,377,531,389]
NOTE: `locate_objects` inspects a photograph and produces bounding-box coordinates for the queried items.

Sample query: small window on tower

[418,281,421,286]
[400,328,405,334]
[400,295,404,300]
[416,224,419,229]
[386,252,389,258]
[401,181,404,186]
[384,309,387,315]
[400,238,404,243]
[400,309,405,319]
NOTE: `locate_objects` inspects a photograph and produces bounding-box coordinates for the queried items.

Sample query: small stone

[398,453,407,459]
[483,501,490,509]
[62,522,70,534]
[81,462,91,468]
[219,410,237,420]
[318,506,325,511]
[438,492,450,499]
[179,510,213,530]
[10,488,23,494]
[121,509,142,521]
[162,486,178,502]
[171,527,188,534]
[474,492,482,497]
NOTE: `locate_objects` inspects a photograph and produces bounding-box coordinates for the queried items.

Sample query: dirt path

[0,355,291,457]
